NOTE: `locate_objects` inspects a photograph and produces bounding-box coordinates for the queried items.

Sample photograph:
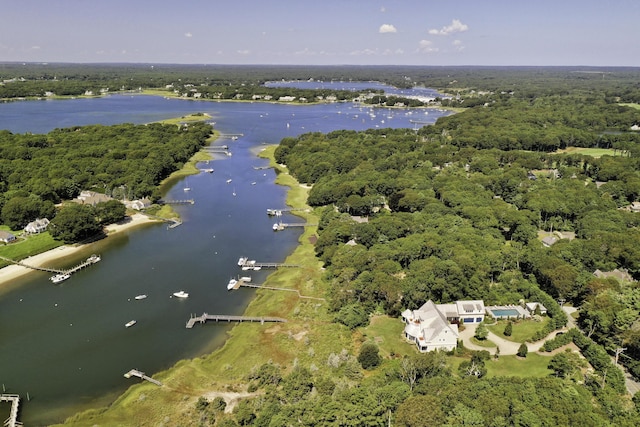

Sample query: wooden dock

[186,313,286,328]
[266,208,310,215]
[159,199,195,205]
[239,260,300,269]
[234,283,325,301]
[63,254,101,275]
[272,222,317,231]
[124,369,163,386]
[0,254,101,276]
[0,394,21,427]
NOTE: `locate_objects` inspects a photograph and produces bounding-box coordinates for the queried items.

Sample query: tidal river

[0,89,449,425]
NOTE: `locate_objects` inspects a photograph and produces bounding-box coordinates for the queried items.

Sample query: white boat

[172,291,189,298]
[253,266,261,271]
[226,179,232,183]
[87,254,101,263]
[125,320,137,328]
[238,257,248,266]
[227,278,238,290]
[50,273,71,284]
[134,294,147,300]
[240,276,251,282]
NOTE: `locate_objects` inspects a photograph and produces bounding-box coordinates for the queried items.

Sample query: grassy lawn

[471,337,497,348]
[554,147,618,158]
[0,232,62,267]
[485,353,552,378]
[619,102,640,110]
[487,317,551,343]
[359,315,415,359]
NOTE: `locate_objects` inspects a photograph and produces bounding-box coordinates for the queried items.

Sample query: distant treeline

[2,63,640,103]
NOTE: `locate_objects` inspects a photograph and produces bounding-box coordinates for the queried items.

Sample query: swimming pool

[488,308,521,318]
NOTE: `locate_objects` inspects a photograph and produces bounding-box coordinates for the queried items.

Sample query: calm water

[0,93,449,425]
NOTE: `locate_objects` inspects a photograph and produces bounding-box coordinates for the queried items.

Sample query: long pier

[186,313,286,328]
[240,260,300,269]
[234,283,325,301]
[267,208,310,215]
[159,199,195,205]
[272,222,317,231]
[0,254,100,276]
[0,394,21,427]
[124,369,162,386]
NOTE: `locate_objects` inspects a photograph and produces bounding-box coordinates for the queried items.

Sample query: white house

[525,302,548,315]
[24,218,50,234]
[401,300,459,352]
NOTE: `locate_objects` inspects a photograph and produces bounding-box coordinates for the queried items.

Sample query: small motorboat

[226,179,232,184]
[50,273,71,284]
[172,291,189,298]
[227,278,238,290]
[240,276,251,282]
[238,256,248,266]
[125,320,137,328]
[87,254,101,263]
[134,294,147,300]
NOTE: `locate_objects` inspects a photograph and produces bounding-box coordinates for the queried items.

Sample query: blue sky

[2,0,639,66]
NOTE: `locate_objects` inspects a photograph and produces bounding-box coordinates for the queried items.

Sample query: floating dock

[186,313,286,329]
[0,394,21,427]
[124,369,162,386]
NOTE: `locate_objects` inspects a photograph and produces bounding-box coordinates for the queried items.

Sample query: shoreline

[0,213,158,287]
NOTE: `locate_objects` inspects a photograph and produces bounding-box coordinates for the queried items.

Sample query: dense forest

[0,121,212,241]
[3,64,640,425]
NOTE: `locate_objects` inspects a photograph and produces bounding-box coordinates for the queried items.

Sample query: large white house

[24,218,50,234]
[401,299,485,352]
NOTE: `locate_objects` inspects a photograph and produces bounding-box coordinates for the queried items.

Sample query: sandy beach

[0,213,158,286]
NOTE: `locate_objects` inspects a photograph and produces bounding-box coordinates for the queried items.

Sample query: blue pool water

[489,309,520,317]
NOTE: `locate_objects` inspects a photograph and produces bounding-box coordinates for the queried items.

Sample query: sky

[1,0,639,66]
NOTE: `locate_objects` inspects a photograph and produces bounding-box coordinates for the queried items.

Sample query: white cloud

[237,50,251,55]
[31,46,41,50]
[350,48,378,56]
[184,32,193,38]
[418,40,438,53]
[428,19,469,36]
[452,39,465,51]
[379,24,397,34]
[380,6,386,13]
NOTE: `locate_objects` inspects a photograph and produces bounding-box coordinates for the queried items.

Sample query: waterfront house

[24,218,50,234]
[0,231,16,243]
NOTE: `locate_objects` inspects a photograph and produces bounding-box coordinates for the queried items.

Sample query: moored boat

[238,256,248,266]
[227,278,238,290]
[50,273,71,284]
[172,291,189,298]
